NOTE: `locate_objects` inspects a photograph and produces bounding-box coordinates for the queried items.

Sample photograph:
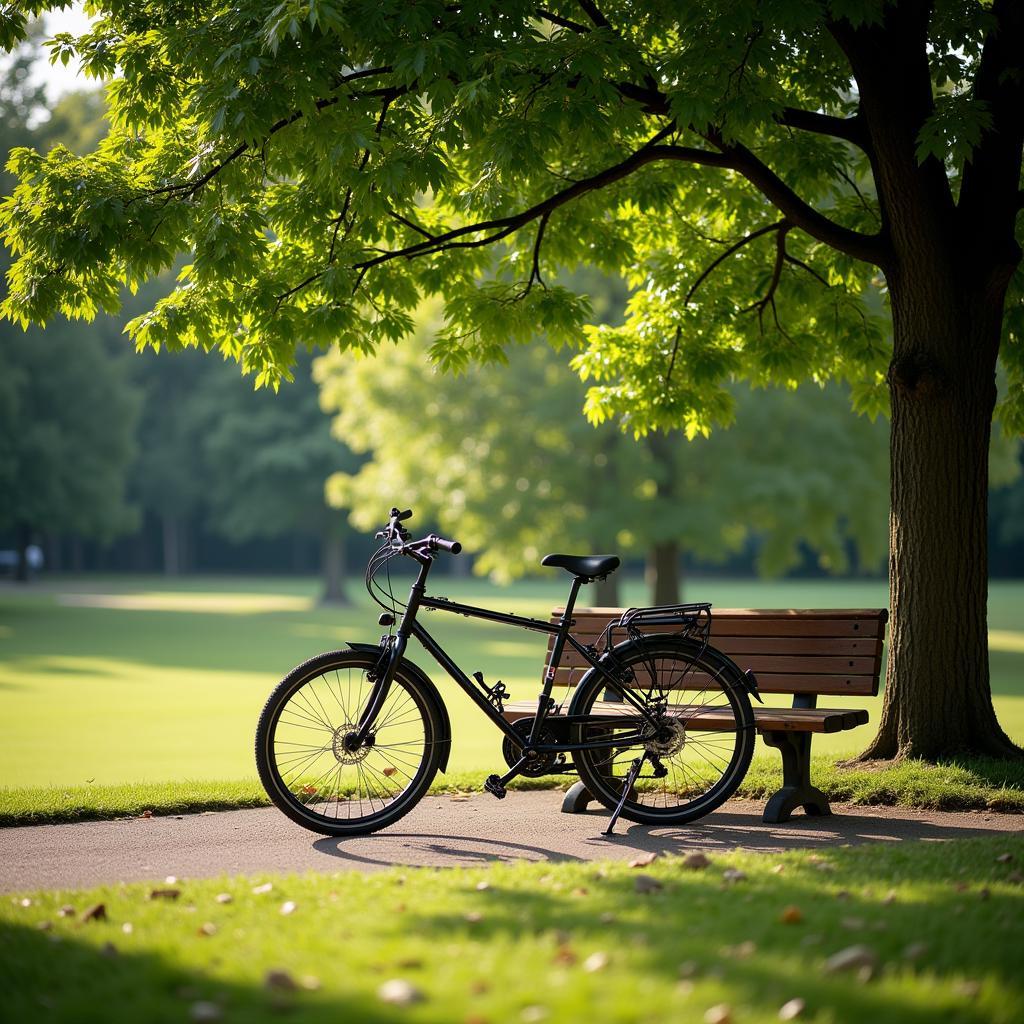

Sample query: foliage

[319,304,890,582]
[0,39,138,547]
[0,1,1018,428]
[198,349,358,543]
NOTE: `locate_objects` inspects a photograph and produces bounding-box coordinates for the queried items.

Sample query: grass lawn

[3,836,1022,1024]
[1,574,1022,820]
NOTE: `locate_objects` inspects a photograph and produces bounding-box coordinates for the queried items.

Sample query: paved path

[2,793,1021,893]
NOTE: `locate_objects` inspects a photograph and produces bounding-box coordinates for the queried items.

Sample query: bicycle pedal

[483,774,507,799]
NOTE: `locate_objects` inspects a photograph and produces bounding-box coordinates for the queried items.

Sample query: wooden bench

[503,607,888,824]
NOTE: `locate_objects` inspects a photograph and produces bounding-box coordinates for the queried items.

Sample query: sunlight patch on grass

[56,592,314,613]
[989,630,1024,654]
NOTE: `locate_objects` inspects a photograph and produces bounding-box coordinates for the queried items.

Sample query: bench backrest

[547,607,888,697]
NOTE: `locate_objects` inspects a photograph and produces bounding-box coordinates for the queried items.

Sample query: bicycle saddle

[541,553,620,579]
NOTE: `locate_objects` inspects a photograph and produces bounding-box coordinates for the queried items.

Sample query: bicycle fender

[345,642,452,772]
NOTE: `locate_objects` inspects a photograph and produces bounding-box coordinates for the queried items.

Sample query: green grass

[4,755,1023,827]
[3,837,1023,1023]
[1,575,1022,819]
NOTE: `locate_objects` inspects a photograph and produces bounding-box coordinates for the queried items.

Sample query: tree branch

[525,209,551,293]
[705,128,888,264]
[684,220,789,304]
[575,0,611,30]
[536,7,590,33]
[352,133,732,274]
[775,106,869,150]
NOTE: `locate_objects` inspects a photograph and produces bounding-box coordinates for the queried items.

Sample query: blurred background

[2,20,1022,788]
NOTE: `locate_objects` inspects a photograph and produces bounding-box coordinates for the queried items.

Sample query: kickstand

[603,754,646,837]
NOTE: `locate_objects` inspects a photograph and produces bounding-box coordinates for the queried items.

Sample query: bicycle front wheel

[255,650,444,836]
[569,638,755,825]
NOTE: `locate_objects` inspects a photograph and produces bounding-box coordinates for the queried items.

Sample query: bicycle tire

[255,649,444,836]
[569,637,755,825]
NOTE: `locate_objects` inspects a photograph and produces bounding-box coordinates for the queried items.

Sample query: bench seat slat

[503,701,869,734]
[552,633,883,659]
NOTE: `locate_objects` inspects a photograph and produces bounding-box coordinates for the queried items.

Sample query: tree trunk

[161,515,180,575]
[646,541,680,606]
[592,573,619,607]
[320,531,349,605]
[14,522,31,583]
[859,276,1020,761]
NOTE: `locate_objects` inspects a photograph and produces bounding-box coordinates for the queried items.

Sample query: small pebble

[377,979,424,1006]
[704,1004,732,1024]
[583,951,609,973]
[779,997,806,1020]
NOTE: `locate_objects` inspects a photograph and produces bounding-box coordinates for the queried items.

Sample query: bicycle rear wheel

[569,638,755,825]
[255,650,444,836]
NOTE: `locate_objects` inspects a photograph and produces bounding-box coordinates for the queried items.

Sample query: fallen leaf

[382,766,398,777]
[682,852,710,870]
[378,979,424,1006]
[215,893,232,905]
[81,903,107,923]
[300,976,321,991]
[634,874,663,894]
[197,922,217,937]
[823,945,877,975]
[629,852,657,868]
[722,868,746,883]
[583,951,609,973]
[464,911,484,924]
[148,888,181,901]
[704,1003,732,1024]
[552,946,576,966]
[771,864,785,874]
[300,785,318,796]
[58,905,75,918]
[995,853,1014,864]
[189,1002,222,1023]
[280,901,297,916]
[141,809,153,819]
[882,890,897,905]
[779,905,803,925]
[778,997,806,1020]
[470,980,490,995]
[571,887,589,897]
[475,881,490,892]
[450,795,471,802]
[252,883,273,895]
[36,921,53,932]
[264,969,298,992]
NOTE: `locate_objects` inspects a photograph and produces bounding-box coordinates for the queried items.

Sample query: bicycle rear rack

[599,602,712,652]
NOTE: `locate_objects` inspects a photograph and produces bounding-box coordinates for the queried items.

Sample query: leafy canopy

[0,1,1020,431]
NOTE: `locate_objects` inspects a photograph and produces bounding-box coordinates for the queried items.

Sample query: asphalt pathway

[2,792,1021,893]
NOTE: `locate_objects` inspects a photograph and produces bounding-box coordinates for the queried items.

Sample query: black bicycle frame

[356,549,662,754]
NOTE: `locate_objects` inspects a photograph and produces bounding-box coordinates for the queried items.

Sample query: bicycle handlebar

[375,508,461,557]
[428,534,462,555]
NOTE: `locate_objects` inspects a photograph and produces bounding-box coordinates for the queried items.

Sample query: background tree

[0,31,137,580]
[198,350,359,602]
[1,2,1022,759]
[320,308,891,603]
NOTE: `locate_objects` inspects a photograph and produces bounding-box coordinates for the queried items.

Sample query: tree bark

[646,541,681,606]
[320,531,349,605]
[14,522,31,583]
[592,573,619,607]
[859,274,1021,761]
[161,515,180,575]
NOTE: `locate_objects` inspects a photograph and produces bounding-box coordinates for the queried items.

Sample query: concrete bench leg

[561,780,596,813]
[760,730,831,824]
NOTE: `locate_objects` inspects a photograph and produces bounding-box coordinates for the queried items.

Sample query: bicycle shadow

[311,798,1019,869]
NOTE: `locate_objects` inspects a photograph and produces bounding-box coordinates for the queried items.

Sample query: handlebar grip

[390,508,413,523]
[428,534,462,555]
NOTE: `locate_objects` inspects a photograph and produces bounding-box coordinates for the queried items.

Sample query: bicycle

[255,508,759,837]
